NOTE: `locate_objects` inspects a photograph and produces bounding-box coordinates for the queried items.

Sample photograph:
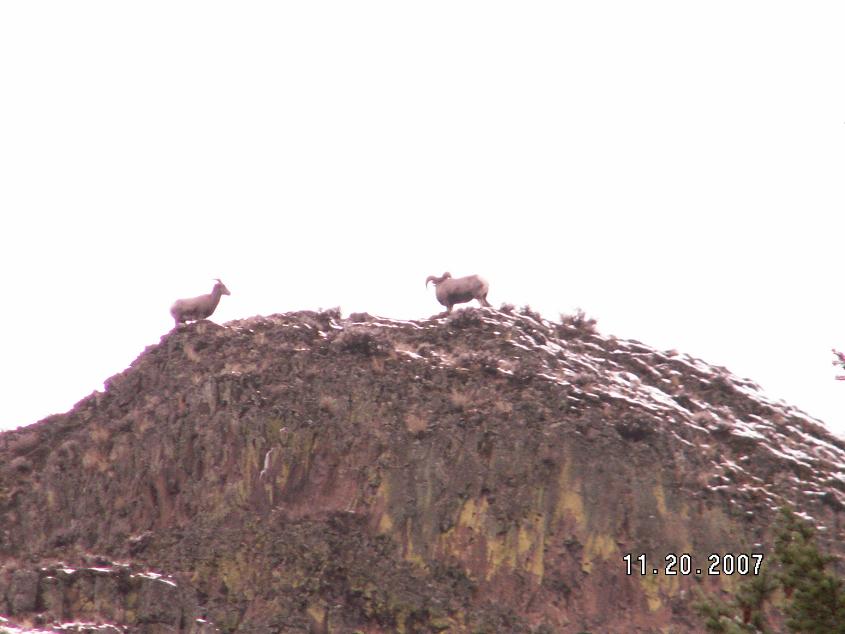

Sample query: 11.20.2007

[622,552,764,576]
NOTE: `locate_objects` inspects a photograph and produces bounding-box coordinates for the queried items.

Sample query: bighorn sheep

[170,279,230,327]
[425,272,491,314]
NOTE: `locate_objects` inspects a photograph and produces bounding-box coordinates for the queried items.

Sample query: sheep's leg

[479,294,491,308]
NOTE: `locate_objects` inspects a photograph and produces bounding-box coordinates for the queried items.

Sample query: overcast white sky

[1,2,843,438]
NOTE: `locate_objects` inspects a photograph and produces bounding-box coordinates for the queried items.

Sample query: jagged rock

[0,564,205,634]
[41,574,64,621]
[7,569,38,613]
[1,308,843,632]
[136,575,183,626]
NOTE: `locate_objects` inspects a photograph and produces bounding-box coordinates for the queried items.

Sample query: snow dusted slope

[457,308,845,526]
[1,306,844,633]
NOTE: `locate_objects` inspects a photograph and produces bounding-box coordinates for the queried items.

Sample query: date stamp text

[623,553,764,576]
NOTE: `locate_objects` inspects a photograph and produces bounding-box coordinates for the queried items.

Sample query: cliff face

[1,308,844,633]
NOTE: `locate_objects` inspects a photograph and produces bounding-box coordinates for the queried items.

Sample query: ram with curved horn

[170,279,231,327]
[425,272,491,314]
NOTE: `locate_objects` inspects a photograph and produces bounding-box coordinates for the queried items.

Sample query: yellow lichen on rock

[458,497,488,532]
[403,518,426,567]
[486,527,518,580]
[641,574,663,611]
[306,600,326,629]
[375,479,393,534]
[581,533,617,574]
[378,511,393,534]
[442,497,544,581]
[46,488,57,511]
[637,565,684,614]
[555,460,586,530]
[518,513,545,580]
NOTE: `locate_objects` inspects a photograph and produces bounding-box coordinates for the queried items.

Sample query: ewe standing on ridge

[425,272,491,314]
[170,279,231,327]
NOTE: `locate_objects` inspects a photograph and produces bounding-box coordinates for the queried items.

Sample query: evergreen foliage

[695,507,845,633]
[774,508,845,633]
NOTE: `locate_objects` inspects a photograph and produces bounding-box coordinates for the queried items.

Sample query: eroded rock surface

[2,308,844,632]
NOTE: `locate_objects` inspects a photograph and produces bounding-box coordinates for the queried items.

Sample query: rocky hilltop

[1,307,844,633]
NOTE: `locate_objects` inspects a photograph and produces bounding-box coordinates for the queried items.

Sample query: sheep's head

[214,279,231,296]
[425,272,451,287]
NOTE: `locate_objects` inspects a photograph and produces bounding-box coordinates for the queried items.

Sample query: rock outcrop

[2,308,844,632]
